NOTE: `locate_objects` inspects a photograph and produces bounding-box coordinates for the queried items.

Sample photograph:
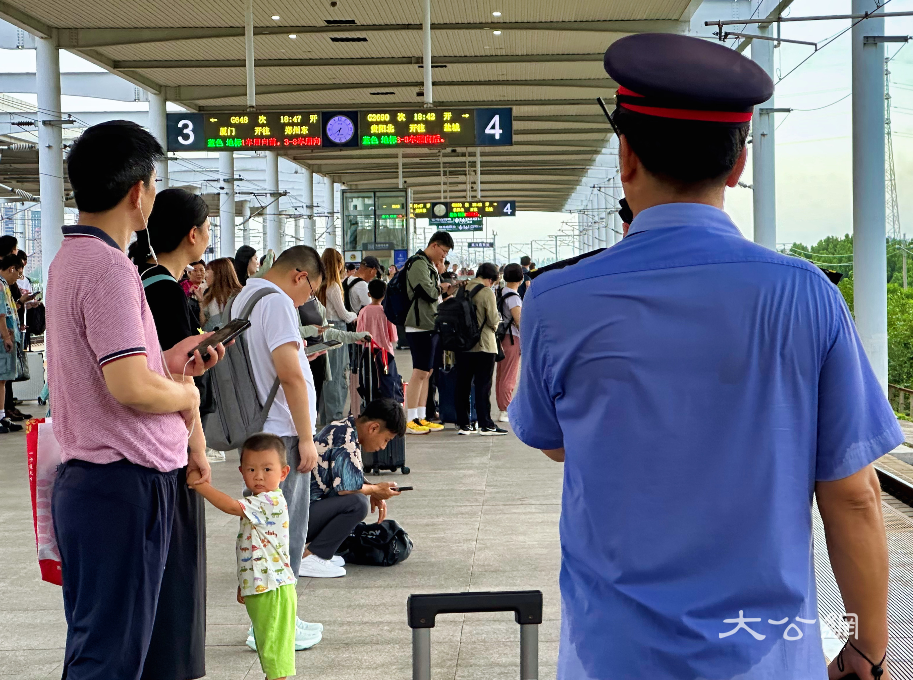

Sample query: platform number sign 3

[474,108,512,146]
[177,119,195,145]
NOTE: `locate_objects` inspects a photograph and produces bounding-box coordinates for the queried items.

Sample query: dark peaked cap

[604,34,774,124]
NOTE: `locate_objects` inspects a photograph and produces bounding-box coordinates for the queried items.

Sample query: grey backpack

[203,288,281,451]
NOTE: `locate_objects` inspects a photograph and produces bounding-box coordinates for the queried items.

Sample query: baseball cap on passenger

[361,256,381,270]
[604,33,773,126]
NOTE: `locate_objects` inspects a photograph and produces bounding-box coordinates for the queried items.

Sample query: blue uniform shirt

[509,203,902,680]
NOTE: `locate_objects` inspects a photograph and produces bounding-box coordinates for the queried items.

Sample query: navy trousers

[53,459,177,680]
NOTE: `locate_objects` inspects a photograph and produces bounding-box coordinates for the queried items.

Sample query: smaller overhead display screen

[468,241,495,249]
[429,216,484,232]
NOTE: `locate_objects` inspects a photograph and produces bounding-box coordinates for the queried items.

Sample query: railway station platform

[4,349,913,679]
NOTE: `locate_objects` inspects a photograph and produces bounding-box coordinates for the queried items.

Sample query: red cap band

[616,86,753,123]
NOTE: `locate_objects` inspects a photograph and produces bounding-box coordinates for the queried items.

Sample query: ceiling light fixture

[493,30,502,36]
[289,34,297,39]
[492,11,502,16]
[271,14,280,20]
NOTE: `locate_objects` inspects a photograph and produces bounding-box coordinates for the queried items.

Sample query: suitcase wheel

[372,466,380,475]
[37,397,45,405]
[401,466,410,475]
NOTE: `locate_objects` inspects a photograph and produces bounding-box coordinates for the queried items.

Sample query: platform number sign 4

[485,115,502,140]
[502,201,513,216]
[474,108,512,146]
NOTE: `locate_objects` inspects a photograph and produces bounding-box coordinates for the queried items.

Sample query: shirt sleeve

[85,261,149,367]
[356,307,367,333]
[238,492,277,525]
[326,283,357,323]
[816,293,904,481]
[351,281,371,312]
[262,295,302,354]
[507,291,564,450]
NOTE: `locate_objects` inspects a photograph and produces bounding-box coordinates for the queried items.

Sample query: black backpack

[435,284,484,352]
[338,519,413,566]
[495,287,519,346]
[342,277,358,313]
[383,255,422,326]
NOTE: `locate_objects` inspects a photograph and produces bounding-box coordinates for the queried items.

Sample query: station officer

[510,33,901,680]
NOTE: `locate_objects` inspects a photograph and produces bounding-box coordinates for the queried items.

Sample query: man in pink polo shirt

[47,121,225,680]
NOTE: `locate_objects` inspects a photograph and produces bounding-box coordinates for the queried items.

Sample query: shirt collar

[62,225,121,250]
[626,203,742,238]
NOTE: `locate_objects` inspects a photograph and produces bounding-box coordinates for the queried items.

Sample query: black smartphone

[304,338,343,356]
[187,318,251,361]
[396,486,414,491]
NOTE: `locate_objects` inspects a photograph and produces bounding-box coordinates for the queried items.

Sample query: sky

[2,0,913,261]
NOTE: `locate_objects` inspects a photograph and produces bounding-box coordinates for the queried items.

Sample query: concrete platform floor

[0,351,562,679]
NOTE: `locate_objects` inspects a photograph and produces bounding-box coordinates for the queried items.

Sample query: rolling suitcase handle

[407,590,543,680]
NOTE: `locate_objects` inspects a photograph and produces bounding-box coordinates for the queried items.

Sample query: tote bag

[27,418,63,585]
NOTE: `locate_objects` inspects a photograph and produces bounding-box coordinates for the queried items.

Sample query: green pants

[245,584,297,679]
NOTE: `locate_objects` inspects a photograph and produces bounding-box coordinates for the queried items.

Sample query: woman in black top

[127,187,211,680]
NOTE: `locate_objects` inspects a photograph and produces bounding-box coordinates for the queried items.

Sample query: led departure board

[359,108,511,147]
[166,108,512,152]
[414,201,516,221]
[167,112,323,151]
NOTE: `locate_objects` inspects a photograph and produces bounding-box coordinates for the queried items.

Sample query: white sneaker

[248,623,322,651]
[296,617,324,633]
[330,555,345,567]
[205,448,226,462]
[298,554,346,578]
[499,411,510,423]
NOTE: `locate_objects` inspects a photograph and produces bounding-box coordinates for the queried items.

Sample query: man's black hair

[613,107,749,190]
[368,278,386,300]
[477,262,500,282]
[67,120,165,213]
[359,398,407,437]
[503,263,524,283]
[191,260,205,268]
[241,432,288,467]
[0,235,18,258]
[273,245,326,281]
[520,255,531,267]
[428,231,454,250]
[0,254,22,271]
[127,188,209,266]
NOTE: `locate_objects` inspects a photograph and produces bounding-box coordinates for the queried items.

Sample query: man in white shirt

[232,245,326,649]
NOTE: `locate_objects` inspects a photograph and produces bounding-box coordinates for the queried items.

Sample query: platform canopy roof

[0,0,711,211]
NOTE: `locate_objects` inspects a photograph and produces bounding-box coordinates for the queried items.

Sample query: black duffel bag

[338,519,413,566]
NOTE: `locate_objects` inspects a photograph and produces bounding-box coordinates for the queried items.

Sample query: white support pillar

[752,23,776,250]
[148,91,169,189]
[245,0,256,109]
[240,200,251,247]
[294,216,302,246]
[596,190,607,248]
[852,0,888,391]
[302,168,315,247]
[326,176,336,250]
[422,0,433,106]
[37,36,64,287]
[577,213,585,254]
[219,152,235,257]
[265,151,281,252]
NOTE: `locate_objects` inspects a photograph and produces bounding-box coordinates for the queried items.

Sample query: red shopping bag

[27,418,63,586]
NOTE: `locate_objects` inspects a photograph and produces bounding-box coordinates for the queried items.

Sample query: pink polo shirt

[46,226,188,472]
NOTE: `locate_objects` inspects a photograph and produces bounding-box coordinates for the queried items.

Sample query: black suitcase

[408,590,542,679]
[436,365,476,425]
[359,344,409,475]
[363,435,409,475]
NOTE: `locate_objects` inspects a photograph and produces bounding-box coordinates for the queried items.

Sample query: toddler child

[187,433,296,680]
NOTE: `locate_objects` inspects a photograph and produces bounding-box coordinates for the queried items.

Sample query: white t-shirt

[234,278,317,437]
[500,288,522,338]
[16,277,32,295]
